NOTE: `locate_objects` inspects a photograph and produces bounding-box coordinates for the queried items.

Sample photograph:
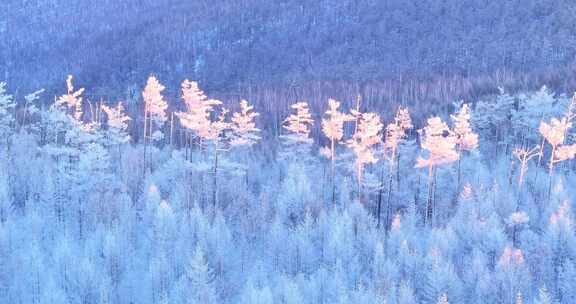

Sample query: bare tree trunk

[212,146,219,211]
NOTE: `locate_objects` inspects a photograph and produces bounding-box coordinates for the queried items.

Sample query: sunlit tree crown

[231,99,260,147]
[177,79,222,139]
[283,101,314,140]
[347,112,383,166]
[451,103,478,151]
[56,75,85,121]
[415,117,459,168]
[142,76,168,126]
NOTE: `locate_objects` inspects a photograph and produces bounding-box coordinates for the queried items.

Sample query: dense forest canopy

[3,0,576,95]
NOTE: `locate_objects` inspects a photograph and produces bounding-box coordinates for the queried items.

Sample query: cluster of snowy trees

[1,76,576,303]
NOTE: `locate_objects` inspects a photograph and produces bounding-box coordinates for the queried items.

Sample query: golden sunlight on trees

[283,102,314,143]
[321,98,354,204]
[451,103,478,186]
[56,75,84,121]
[142,76,168,169]
[378,106,412,228]
[176,79,222,147]
[416,117,458,226]
[347,111,383,203]
[230,99,260,147]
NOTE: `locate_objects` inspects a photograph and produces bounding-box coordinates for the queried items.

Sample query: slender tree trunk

[330,139,336,206]
[212,146,219,211]
[376,163,385,228]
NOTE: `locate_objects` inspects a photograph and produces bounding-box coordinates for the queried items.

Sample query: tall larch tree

[0,83,15,148]
[142,76,168,169]
[321,98,353,205]
[416,117,459,226]
[379,106,412,228]
[346,111,383,204]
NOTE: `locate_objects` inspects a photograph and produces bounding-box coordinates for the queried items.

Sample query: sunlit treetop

[56,75,84,121]
[451,103,478,152]
[230,99,260,147]
[283,102,314,141]
[347,112,383,166]
[143,76,168,126]
[539,117,571,147]
[102,102,130,131]
[384,106,413,159]
[176,79,222,140]
[322,98,354,143]
[415,117,459,168]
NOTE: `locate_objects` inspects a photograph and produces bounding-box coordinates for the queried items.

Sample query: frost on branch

[230,99,260,147]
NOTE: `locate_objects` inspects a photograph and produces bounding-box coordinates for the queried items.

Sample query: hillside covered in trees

[3,0,576,96]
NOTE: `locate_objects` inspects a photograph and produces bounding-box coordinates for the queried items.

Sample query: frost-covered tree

[175,79,222,149]
[142,76,168,167]
[0,83,15,148]
[230,99,260,147]
[346,111,383,203]
[56,75,84,121]
[416,117,458,226]
[181,246,218,304]
[102,102,131,146]
[321,98,354,204]
[451,103,478,186]
[379,106,412,228]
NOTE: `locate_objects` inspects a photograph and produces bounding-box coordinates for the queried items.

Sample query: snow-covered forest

[1,73,576,304]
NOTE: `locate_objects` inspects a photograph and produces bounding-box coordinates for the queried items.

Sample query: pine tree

[415,117,458,226]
